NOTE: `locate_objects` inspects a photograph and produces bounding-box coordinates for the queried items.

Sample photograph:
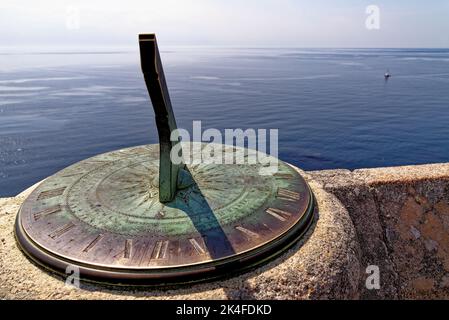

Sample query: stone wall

[2,163,449,299]
[310,163,449,299]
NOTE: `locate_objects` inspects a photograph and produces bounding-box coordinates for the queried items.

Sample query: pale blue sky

[1,0,448,48]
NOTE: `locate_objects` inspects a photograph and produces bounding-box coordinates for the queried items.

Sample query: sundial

[15,34,314,285]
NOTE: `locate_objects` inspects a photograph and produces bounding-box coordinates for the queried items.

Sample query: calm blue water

[1,48,449,196]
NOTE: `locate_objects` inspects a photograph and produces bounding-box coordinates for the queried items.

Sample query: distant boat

[384,70,391,80]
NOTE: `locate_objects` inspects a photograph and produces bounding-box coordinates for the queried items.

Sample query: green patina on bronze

[14,34,315,284]
[16,143,313,280]
[25,144,303,237]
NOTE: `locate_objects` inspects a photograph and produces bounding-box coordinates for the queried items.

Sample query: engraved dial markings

[151,240,169,260]
[266,207,292,222]
[33,205,61,221]
[37,187,66,200]
[124,239,132,259]
[83,234,104,253]
[277,188,300,201]
[18,145,312,275]
[189,238,207,255]
[49,223,75,239]
[235,226,260,239]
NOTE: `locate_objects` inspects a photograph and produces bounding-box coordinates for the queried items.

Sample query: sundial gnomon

[15,34,314,284]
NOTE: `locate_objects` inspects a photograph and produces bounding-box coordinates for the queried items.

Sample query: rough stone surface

[0,174,361,300]
[5,162,449,299]
[310,162,449,299]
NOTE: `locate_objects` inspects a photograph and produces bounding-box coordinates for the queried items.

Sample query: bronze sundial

[15,34,314,285]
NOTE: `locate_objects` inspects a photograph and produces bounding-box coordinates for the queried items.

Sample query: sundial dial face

[15,34,314,284]
[16,144,313,282]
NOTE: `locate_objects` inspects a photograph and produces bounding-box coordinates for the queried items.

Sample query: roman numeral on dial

[235,226,259,239]
[112,239,133,260]
[151,240,169,259]
[189,238,207,255]
[48,222,75,239]
[37,187,66,200]
[124,239,132,259]
[82,234,104,253]
[276,188,300,202]
[274,173,294,179]
[33,205,61,221]
[266,207,292,222]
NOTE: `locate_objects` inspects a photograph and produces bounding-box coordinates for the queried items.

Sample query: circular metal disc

[15,144,314,285]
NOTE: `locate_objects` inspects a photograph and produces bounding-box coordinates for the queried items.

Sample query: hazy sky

[1,0,448,48]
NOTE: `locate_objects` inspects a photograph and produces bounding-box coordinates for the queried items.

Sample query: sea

[1,47,449,196]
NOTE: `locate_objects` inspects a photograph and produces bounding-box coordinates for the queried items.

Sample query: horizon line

[1,45,448,53]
